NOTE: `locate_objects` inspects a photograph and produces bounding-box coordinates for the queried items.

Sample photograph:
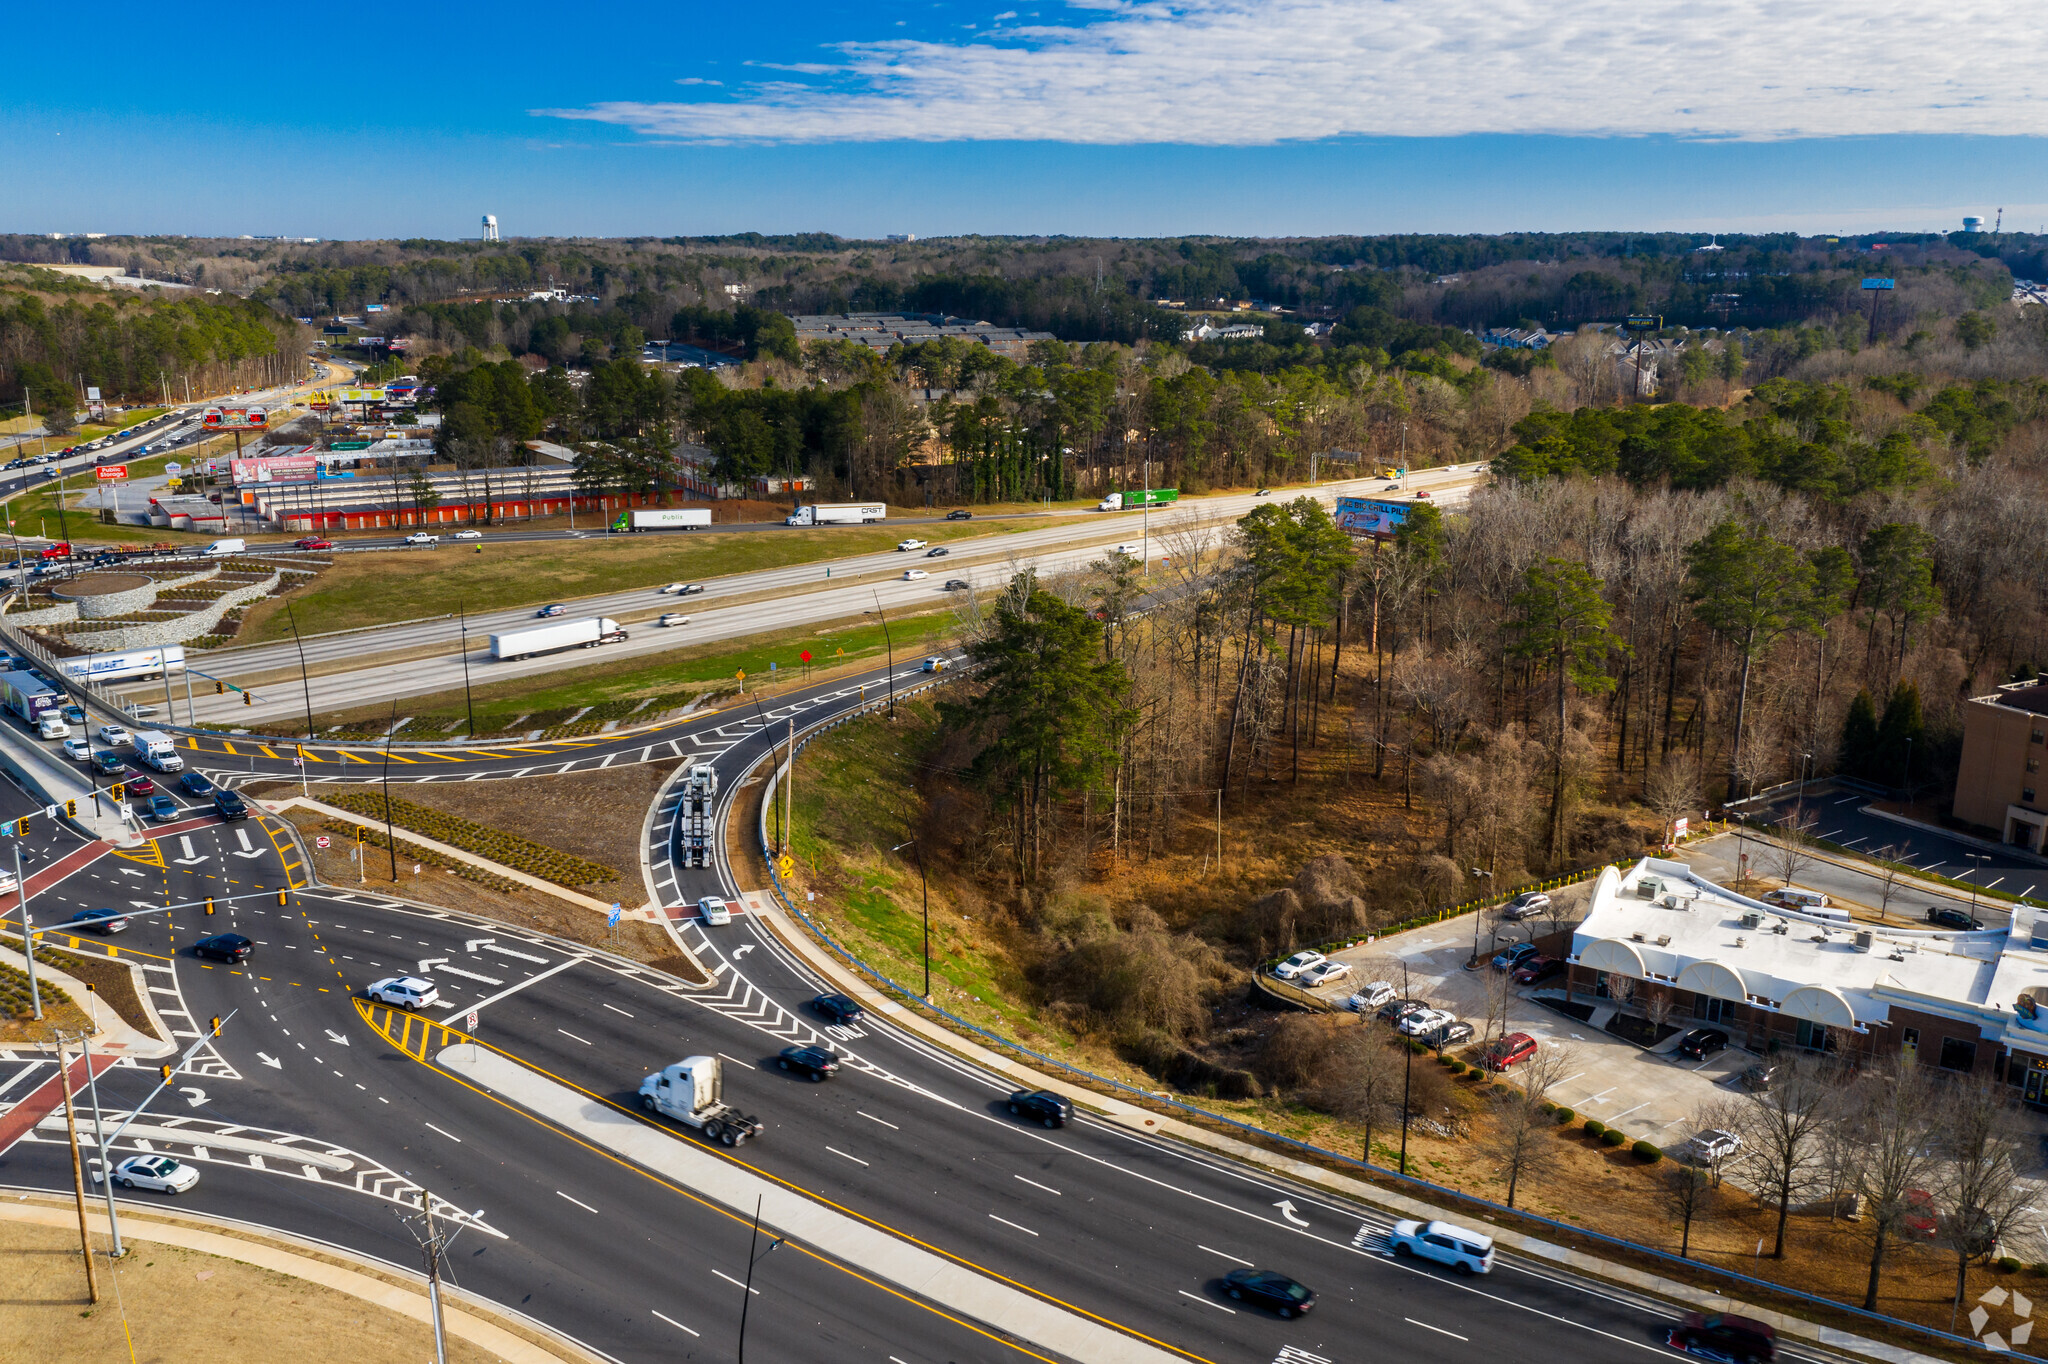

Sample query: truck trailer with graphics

[1096,489,1179,512]
[784,503,885,527]
[611,508,713,532]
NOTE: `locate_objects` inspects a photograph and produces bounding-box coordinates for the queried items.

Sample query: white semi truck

[489,617,627,661]
[784,503,885,527]
[611,509,712,532]
[676,763,718,868]
[128,730,185,772]
[637,1055,763,1146]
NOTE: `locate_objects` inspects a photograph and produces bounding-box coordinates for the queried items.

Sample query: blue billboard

[1334,497,1410,538]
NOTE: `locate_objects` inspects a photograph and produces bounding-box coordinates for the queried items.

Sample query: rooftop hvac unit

[1854,930,1874,952]
[1663,894,1683,908]
[1740,911,1763,928]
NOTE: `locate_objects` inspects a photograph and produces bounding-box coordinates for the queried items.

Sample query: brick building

[1954,681,2048,853]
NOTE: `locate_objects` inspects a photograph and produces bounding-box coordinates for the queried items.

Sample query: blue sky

[7,1,2044,241]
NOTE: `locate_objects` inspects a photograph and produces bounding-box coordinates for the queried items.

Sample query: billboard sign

[202,405,268,430]
[1333,497,1411,538]
[95,464,128,481]
[336,387,387,404]
[230,454,319,485]
[1861,277,1896,290]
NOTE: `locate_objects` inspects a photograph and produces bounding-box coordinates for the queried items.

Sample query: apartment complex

[1954,681,2048,853]
[789,312,1055,360]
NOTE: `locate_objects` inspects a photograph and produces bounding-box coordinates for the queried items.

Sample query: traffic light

[204,896,215,916]
[110,784,124,802]
[214,679,225,696]
[209,1016,222,1036]
[159,1064,174,1086]
[243,690,253,706]
[64,798,75,818]
[276,889,288,906]
[12,817,27,837]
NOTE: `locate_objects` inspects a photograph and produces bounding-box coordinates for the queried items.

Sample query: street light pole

[871,591,896,718]
[15,842,39,1019]
[283,598,315,742]
[380,699,399,881]
[892,839,930,997]
[1965,853,1990,921]
[458,605,476,739]
[735,1194,783,1364]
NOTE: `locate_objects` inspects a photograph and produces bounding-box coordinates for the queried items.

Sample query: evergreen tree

[1839,689,1879,780]
[1874,682,1926,790]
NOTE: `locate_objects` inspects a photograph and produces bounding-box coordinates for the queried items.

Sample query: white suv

[1272,950,1325,981]
[1399,1007,1457,1037]
[366,976,441,1010]
[1346,980,1397,1012]
[1388,1219,1495,1274]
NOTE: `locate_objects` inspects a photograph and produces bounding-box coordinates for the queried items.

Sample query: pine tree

[1839,689,1879,780]
[1874,681,1926,789]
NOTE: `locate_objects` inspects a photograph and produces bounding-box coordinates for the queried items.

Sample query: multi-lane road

[0,657,1873,1364]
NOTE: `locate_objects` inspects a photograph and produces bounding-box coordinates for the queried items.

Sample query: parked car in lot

[1378,998,1431,1025]
[1272,950,1325,981]
[811,992,865,1026]
[1221,1268,1315,1317]
[1491,941,1541,972]
[1388,1219,1495,1274]
[777,1044,839,1081]
[365,976,441,1010]
[69,908,130,934]
[1298,959,1352,988]
[1501,891,1551,921]
[1684,1129,1743,1163]
[1926,905,1982,930]
[1512,955,1563,986]
[1007,1089,1073,1128]
[1668,1313,1776,1364]
[1346,980,1396,1011]
[108,1154,200,1195]
[1738,1062,1778,1092]
[1399,1007,1457,1037]
[1422,1019,1475,1048]
[192,933,253,963]
[1482,1032,1538,1070]
[1676,1026,1729,1061]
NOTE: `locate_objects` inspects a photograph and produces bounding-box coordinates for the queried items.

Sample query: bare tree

[1935,1074,2035,1329]
[1642,985,1677,1035]
[1869,844,1908,923]
[1483,1043,1576,1208]
[1691,1097,1748,1187]
[1331,1027,1406,1168]
[1663,1165,1714,1258]
[1601,972,1637,1014]
[1845,1060,1941,1310]
[1735,1056,1836,1257]
[1644,755,1702,846]
[1766,803,1820,888]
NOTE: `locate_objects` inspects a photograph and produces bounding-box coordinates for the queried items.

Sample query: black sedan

[812,992,865,1025]
[193,933,253,963]
[1676,1027,1729,1061]
[943,579,970,591]
[177,771,215,797]
[945,509,972,520]
[69,908,130,934]
[777,1045,839,1081]
[1007,1089,1073,1128]
[1423,1020,1475,1048]
[1926,905,1982,930]
[1222,1268,1315,1317]
[924,545,950,557]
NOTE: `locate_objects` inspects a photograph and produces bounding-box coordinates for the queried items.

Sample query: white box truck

[637,1056,763,1146]
[611,509,712,532]
[129,730,185,772]
[489,617,627,661]
[785,503,884,527]
[0,670,63,724]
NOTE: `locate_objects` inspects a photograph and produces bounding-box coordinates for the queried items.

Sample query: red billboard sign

[202,405,269,430]
[95,464,128,481]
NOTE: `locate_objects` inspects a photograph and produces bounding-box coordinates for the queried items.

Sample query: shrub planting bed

[321,793,621,890]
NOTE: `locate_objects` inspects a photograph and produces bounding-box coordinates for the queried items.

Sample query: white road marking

[424,1123,462,1143]
[988,1213,1038,1237]
[482,942,548,964]
[1014,1175,1061,1196]
[556,1190,599,1214]
[1198,1244,1253,1266]
[557,1029,592,1046]
[711,1269,759,1295]
[718,1052,747,1066]
[437,965,503,985]
[651,1310,698,1336]
[826,1146,869,1167]
[1405,1318,1469,1341]
[1179,1290,1233,1313]
[438,953,587,1024]
[602,1003,633,1017]
[857,1111,898,1130]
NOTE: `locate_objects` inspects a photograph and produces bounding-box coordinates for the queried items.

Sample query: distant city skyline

[6,1,2044,241]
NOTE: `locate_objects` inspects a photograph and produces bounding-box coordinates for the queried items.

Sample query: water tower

[1962,215,1984,234]
[482,214,500,242]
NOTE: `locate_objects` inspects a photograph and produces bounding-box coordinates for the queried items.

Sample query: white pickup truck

[638,1055,763,1146]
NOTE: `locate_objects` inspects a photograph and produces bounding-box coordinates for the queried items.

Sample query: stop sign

[801,650,812,663]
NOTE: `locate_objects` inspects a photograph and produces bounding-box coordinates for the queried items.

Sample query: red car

[1483,1032,1538,1070]
[294,536,334,550]
[1512,955,1563,986]
[122,775,156,797]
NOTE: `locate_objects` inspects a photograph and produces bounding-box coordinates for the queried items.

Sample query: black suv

[1926,905,1982,930]
[812,993,865,1026]
[193,933,253,963]
[1221,1268,1316,1317]
[1676,1027,1729,1061]
[1669,1313,1775,1364]
[777,1045,839,1081]
[1007,1090,1073,1128]
[213,789,249,821]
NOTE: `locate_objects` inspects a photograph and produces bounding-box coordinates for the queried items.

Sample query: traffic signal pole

[14,842,37,1020]
[86,1012,235,1262]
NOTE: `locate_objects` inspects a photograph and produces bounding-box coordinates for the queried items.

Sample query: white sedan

[1299,960,1353,988]
[403,532,440,545]
[1272,950,1325,981]
[897,539,927,552]
[658,613,691,627]
[902,569,929,581]
[660,582,706,595]
[107,1154,200,1194]
[1399,1007,1457,1037]
[97,724,131,746]
[453,529,483,540]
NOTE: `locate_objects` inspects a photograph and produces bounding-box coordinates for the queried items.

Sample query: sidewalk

[742,893,1945,1364]
[0,719,141,846]
[0,939,173,1059]
[0,1049,120,1154]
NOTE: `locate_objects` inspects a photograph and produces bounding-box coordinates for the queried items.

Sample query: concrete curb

[0,1191,607,1364]
[0,940,173,1058]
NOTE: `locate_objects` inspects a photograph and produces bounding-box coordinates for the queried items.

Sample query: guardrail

[749,683,1999,1361]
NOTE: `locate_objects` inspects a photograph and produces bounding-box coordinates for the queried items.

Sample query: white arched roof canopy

[1780,984,1858,1029]
[1676,960,1748,1002]
[1579,938,1647,977]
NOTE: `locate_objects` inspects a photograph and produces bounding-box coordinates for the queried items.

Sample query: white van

[202,538,246,556]
[1762,887,1831,911]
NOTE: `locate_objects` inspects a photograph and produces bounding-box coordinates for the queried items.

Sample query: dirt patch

[0,1212,510,1364]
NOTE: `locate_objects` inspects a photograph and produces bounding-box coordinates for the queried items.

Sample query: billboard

[1861,278,1896,290]
[1334,497,1411,538]
[336,387,387,404]
[230,454,319,485]
[202,405,268,430]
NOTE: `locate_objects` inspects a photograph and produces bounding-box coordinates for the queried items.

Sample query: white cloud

[540,0,2047,144]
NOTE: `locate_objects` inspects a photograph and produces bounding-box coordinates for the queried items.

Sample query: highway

[0,659,1873,1364]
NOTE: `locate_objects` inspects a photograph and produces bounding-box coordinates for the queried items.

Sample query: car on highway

[124,775,156,796]
[535,603,568,617]
[146,794,179,822]
[812,993,864,1026]
[1926,905,1983,930]
[366,976,441,1010]
[1668,1313,1776,1364]
[178,771,215,796]
[403,532,440,545]
[1255,488,1271,496]
[1414,489,1432,499]
[1482,1032,1539,1071]
[660,582,706,596]
[1492,941,1541,972]
[777,1044,839,1081]
[698,895,732,925]
[1006,1089,1073,1128]
[1501,891,1551,921]
[945,509,972,520]
[91,750,127,776]
[97,723,131,746]
[1298,959,1352,988]
[1345,980,1397,1012]
[1399,1007,1456,1038]
[1388,1219,1494,1275]
[192,933,253,963]
[212,789,249,822]
[1512,955,1564,986]
[0,870,16,895]
[69,908,130,934]
[1684,1129,1743,1163]
[901,569,929,580]
[61,736,90,761]
[921,656,947,673]
[453,529,482,540]
[924,545,950,557]
[1112,542,1142,557]
[108,1154,200,1195]
[658,612,691,627]
[1676,1026,1729,1061]
[61,704,86,724]
[1221,1267,1315,1317]
[1271,950,1324,981]
[294,536,334,550]
[897,538,927,552]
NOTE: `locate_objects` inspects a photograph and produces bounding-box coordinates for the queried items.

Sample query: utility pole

[401,1190,457,1364]
[458,606,476,738]
[56,1037,100,1303]
[284,598,315,741]
[380,699,399,881]
[784,716,794,855]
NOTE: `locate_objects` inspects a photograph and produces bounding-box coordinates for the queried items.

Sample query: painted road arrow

[464,937,496,954]
[417,957,449,974]
[173,836,207,866]
[182,1087,209,1108]
[256,1052,282,1069]
[324,1030,350,1047]
[1274,1200,1310,1227]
